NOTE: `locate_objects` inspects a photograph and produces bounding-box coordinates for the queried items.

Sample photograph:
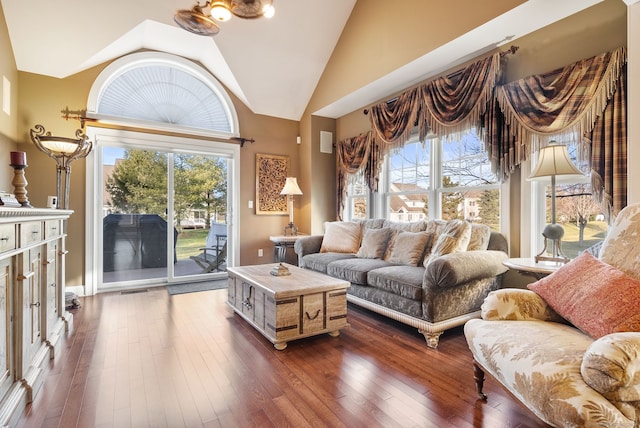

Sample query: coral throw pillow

[320,221,362,253]
[528,252,640,339]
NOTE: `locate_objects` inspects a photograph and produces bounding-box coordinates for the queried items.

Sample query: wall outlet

[248,200,253,209]
[258,249,263,257]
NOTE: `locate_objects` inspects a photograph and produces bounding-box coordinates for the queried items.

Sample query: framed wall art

[255,153,289,215]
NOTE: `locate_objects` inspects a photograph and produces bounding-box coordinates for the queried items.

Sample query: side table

[503,257,563,279]
[269,235,304,263]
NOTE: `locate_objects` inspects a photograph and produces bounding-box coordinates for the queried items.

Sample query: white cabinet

[0,208,72,426]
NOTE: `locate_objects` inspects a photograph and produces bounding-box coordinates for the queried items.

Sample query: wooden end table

[227,263,350,350]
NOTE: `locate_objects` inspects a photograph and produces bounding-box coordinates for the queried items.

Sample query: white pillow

[424,220,472,266]
[320,221,362,253]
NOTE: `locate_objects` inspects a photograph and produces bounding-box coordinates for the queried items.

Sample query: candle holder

[10,164,32,208]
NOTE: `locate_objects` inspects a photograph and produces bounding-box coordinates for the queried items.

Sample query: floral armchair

[464,202,640,427]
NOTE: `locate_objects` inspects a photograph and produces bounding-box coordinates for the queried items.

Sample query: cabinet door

[43,241,60,340]
[0,259,12,401]
[18,247,43,376]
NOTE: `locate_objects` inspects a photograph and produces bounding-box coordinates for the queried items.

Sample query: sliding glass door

[89,128,237,293]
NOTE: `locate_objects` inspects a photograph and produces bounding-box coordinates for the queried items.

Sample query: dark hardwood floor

[16,287,550,428]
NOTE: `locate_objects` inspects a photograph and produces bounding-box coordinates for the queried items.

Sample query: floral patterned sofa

[465,202,640,427]
[294,218,509,348]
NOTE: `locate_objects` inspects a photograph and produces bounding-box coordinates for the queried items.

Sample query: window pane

[388,193,428,223]
[442,131,496,187]
[440,189,500,229]
[388,142,430,188]
[544,182,606,258]
[351,197,367,220]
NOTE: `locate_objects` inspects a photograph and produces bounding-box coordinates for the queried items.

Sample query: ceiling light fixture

[175,0,275,36]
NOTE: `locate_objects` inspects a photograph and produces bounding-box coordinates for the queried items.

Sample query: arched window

[87,52,238,137]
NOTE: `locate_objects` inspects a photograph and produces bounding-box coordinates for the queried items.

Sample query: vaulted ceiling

[1,0,607,121]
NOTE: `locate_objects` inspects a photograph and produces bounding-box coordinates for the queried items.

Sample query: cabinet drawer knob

[0,237,8,241]
[30,302,40,308]
[50,282,57,288]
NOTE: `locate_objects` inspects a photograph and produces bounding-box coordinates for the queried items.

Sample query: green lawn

[175,229,209,259]
[560,220,607,258]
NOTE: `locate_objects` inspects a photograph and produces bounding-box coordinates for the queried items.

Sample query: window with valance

[336,46,627,224]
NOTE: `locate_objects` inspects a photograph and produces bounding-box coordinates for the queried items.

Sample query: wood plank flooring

[16,287,550,427]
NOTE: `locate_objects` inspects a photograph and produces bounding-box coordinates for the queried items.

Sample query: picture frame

[255,153,289,215]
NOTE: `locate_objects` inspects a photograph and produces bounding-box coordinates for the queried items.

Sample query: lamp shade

[40,136,83,154]
[529,143,583,180]
[280,177,303,195]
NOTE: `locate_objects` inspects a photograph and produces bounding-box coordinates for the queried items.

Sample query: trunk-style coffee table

[227,263,350,350]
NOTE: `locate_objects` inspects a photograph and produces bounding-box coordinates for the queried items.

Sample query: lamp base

[283,222,298,236]
[535,223,569,264]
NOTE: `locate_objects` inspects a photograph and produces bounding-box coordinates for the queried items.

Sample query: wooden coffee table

[227,263,350,350]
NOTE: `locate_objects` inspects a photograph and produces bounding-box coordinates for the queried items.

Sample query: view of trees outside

[545,181,606,257]
[105,149,227,226]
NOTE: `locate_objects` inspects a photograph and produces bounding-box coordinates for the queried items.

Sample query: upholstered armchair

[465,202,640,427]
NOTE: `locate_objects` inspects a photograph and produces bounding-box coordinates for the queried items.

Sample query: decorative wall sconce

[280,177,302,236]
[30,125,93,209]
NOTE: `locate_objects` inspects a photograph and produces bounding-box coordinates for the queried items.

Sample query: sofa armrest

[582,332,640,422]
[480,288,566,322]
[294,235,324,258]
[424,250,508,289]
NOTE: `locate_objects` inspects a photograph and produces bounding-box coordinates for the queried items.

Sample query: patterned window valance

[486,46,627,220]
[369,52,502,156]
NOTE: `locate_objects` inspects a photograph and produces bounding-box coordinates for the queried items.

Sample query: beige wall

[0,5,18,190]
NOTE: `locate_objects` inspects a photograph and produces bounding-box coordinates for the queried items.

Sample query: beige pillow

[467,223,492,251]
[388,231,432,266]
[425,220,472,266]
[356,227,391,259]
[320,221,362,253]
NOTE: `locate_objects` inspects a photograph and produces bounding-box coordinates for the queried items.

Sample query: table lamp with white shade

[280,177,303,236]
[528,141,583,264]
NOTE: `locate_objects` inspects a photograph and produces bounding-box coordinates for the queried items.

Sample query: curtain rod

[363,45,519,115]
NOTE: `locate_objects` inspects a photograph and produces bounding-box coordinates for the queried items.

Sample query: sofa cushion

[467,223,492,251]
[356,227,391,259]
[528,252,640,339]
[387,231,432,266]
[320,221,362,253]
[367,265,424,300]
[299,252,356,273]
[425,219,472,265]
[326,258,392,285]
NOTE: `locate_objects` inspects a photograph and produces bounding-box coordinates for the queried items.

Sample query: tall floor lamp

[30,125,93,209]
[280,177,303,236]
[529,141,583,264]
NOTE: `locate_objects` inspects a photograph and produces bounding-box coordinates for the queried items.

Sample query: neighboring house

[388,183,427,223]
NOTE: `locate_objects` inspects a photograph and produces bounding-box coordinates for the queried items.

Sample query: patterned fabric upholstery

[465,202,640,427]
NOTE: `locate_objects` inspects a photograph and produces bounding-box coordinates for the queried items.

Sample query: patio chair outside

[190,222,227,273]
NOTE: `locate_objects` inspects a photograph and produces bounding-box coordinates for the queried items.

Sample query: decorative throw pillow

[387,231,432,266]
[467,224,492,251]
[528,252,640,339]
[599,203,640,280]
[356,227,391,259]
[424,219,472,266]
[320,221,362,253]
